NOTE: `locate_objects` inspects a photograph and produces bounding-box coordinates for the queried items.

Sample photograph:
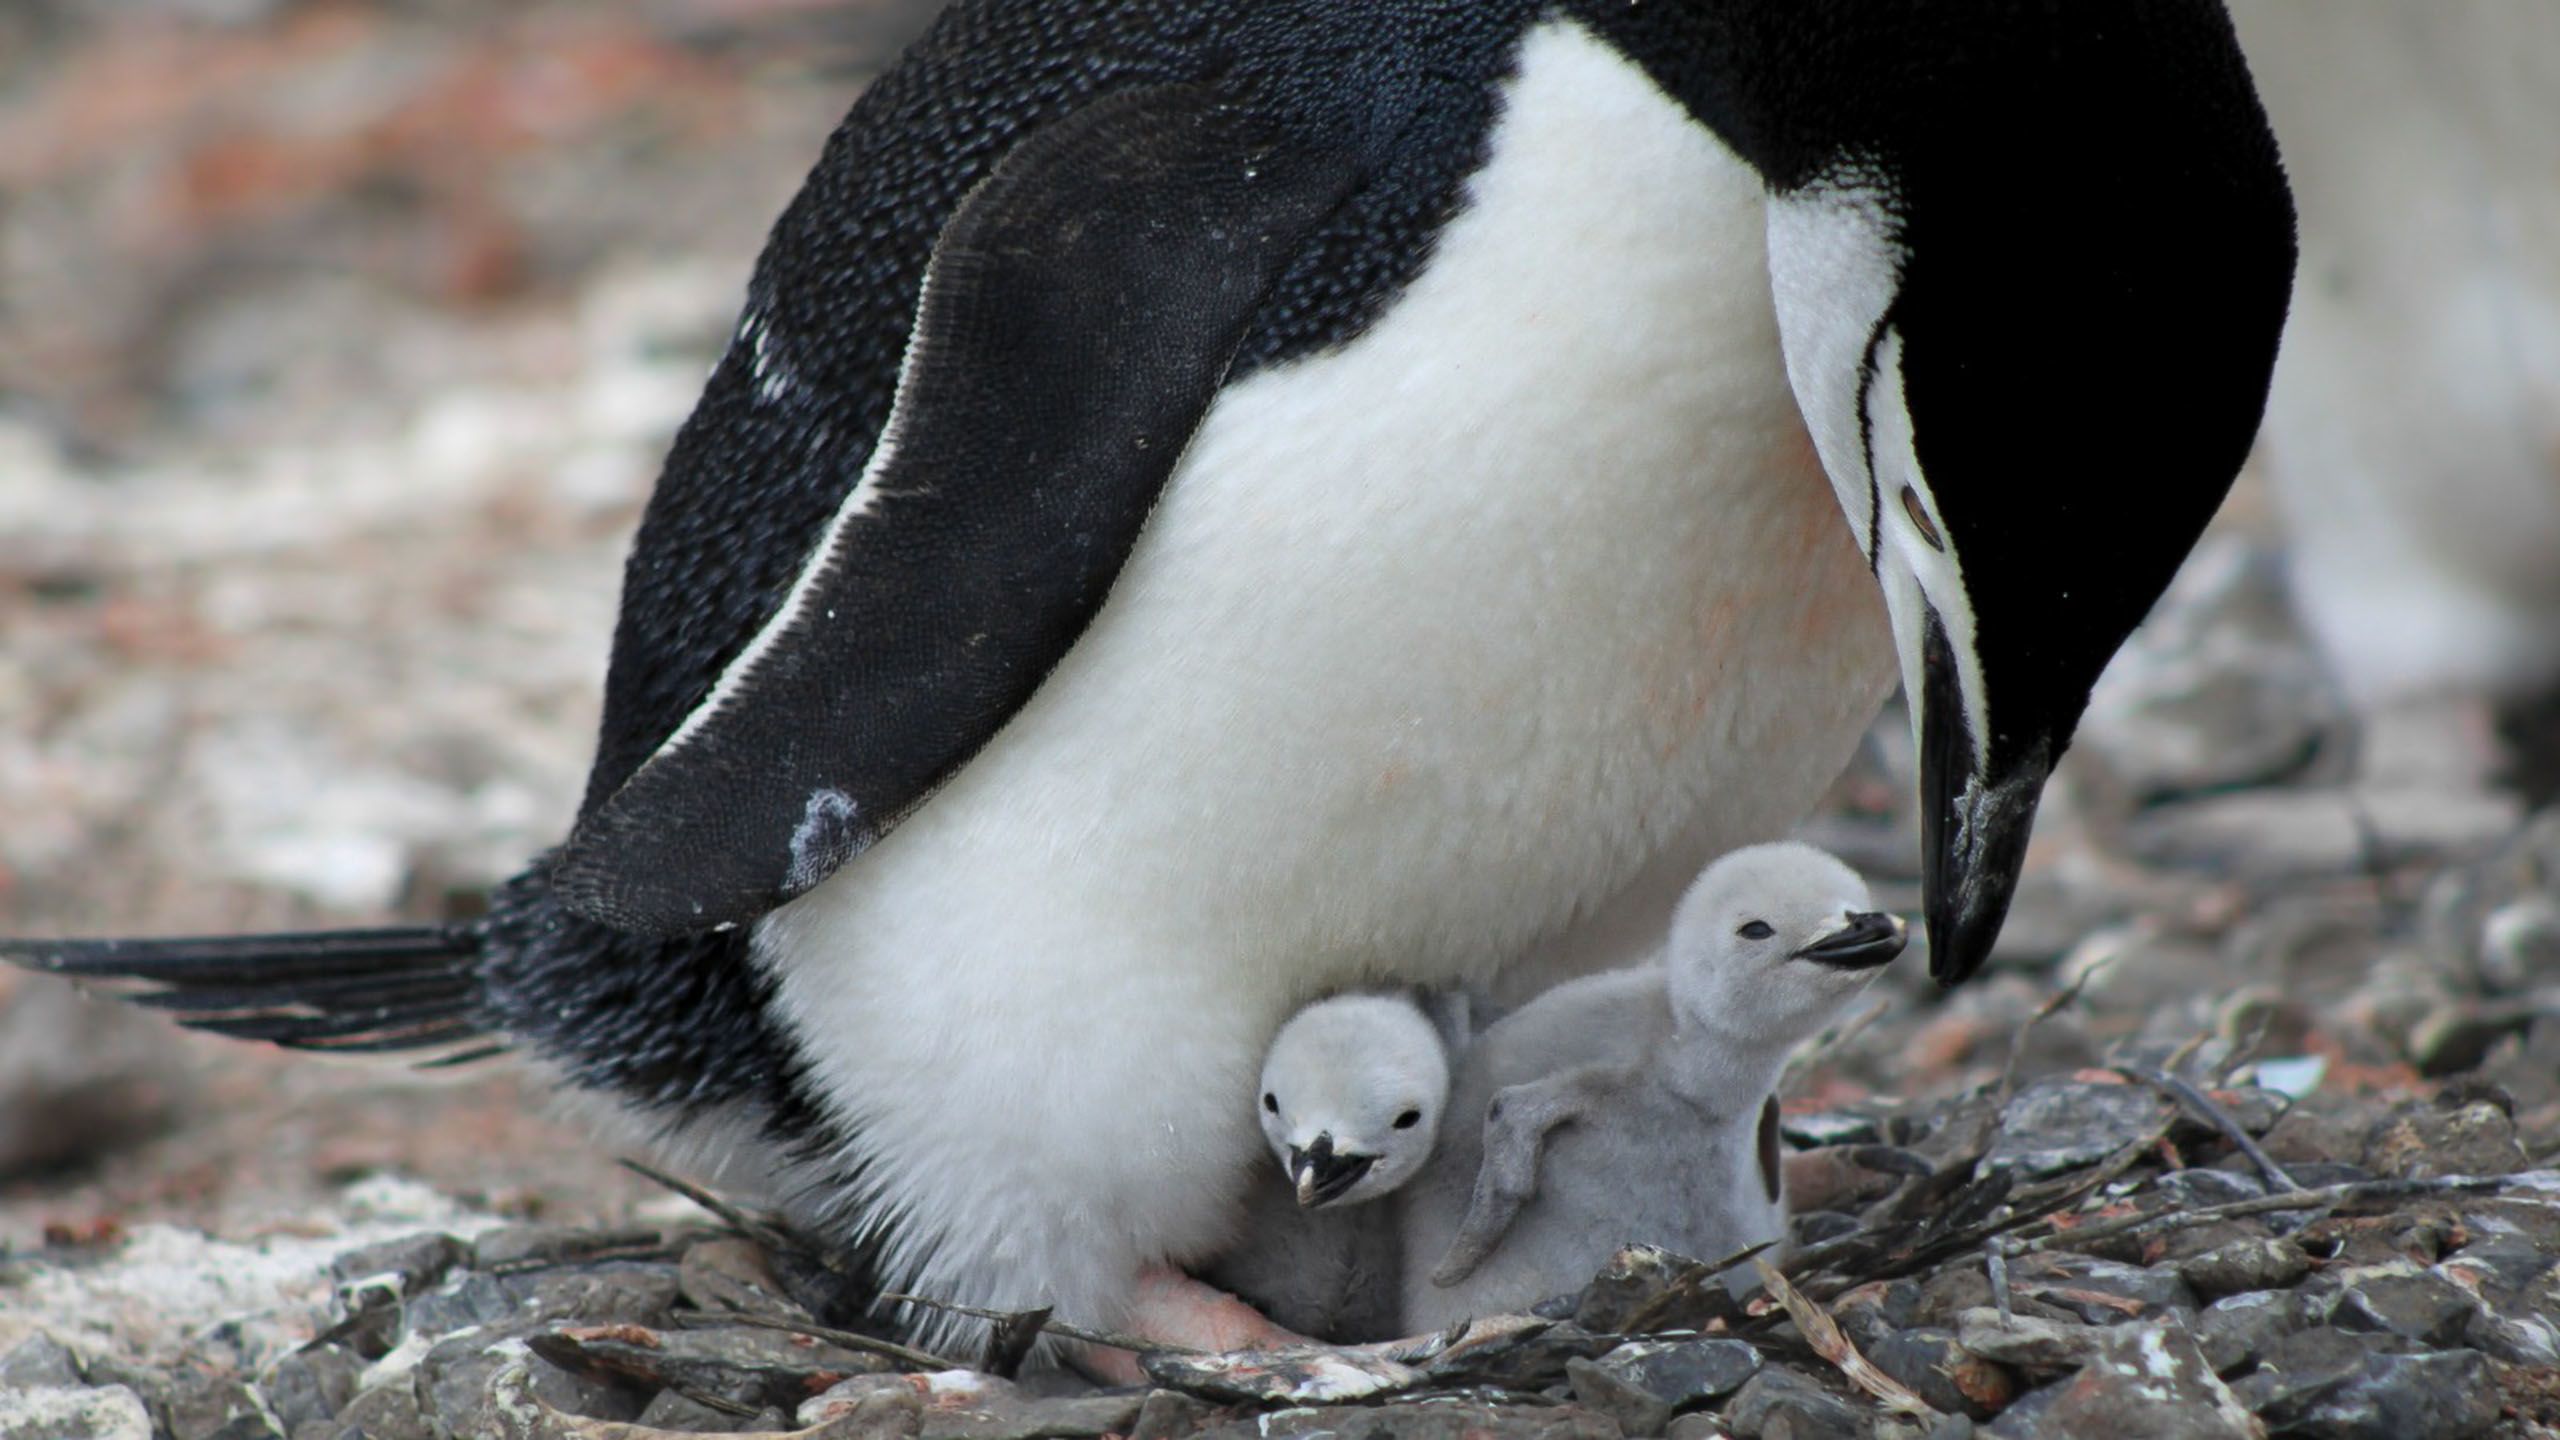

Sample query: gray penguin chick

[1400,842,1904,1330]
[1201,992,1454,1342]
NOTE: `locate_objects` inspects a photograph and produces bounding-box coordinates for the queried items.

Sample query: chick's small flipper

[1430,1063,1624,1287]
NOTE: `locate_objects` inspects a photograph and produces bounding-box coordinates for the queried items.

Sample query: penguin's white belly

[757,20,1893,1326]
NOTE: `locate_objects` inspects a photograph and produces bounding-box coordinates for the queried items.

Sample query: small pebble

[2178,1236,2311,1300]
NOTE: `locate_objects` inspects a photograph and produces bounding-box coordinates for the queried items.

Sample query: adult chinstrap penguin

[8,0,2295,1366]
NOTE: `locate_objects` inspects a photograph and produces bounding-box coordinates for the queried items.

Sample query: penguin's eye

[1393,1109,1422,1130]
[1737,920,1775,941]
[1899,486,1946,552]
[1262,1093,1279,1114]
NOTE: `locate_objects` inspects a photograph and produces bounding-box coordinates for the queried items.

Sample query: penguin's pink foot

[1077,1265,1309,1385]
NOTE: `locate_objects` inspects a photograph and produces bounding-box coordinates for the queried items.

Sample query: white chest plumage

[754,21,1893,1327]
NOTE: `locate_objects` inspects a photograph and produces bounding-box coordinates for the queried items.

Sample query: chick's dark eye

[1262,1093,1278,1114]
[1393,1110,1422,1130]
[1737,920,1775,941]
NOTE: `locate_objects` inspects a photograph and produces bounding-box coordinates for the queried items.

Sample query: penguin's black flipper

[553,84,1361,939]
[6,928,496,1062]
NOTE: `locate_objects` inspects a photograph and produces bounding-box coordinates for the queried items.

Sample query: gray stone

[1985,1081,2175,1180]
[1832,1281,1924,1350]
[2254,1347,2500,1440]
[2438,1234,2559,1297]
[526,1321,895,1413]
[2462,1294,2560,1367]
[1954,1309,2108,1372]
[633,1388,780,1433]
[166,1372,268,1440]
[1418,1318,1614,1392]
[0,1386,153,1440]
[1125,1390,1221,1440]
[1200,1400,1617,1440]
[2276,1161,2375,1189]
[327,1379,432,1440]
[469,1225,656,1271]
[676,1237,808,1322]
[2151,1220,2281,1267]
[2010,1255,2198,1323]
[1665,1415,1732,1440]
[2408,1000,2545,1076]
[1568,1357,1680,1436]
[2228,1327,2390,1412]
[2474,896,2560,991]
[1861,1328,2015,1420]
[1575,1244,1732,1335]
[2151,1169,2266,1209]
[1568,1338,1761,1433]
[2318,1264,2481,1347]
[2125,786,2520,883]
[329,1233,468,1302]
[2177,1238,2311,1301]
[0,1335,84,1389]
[1982,1322,2254,1440]
[1143,1345,1417,1407]
[418,1331,644,1433]
[2190,1290,2307,1376]
[796,1374,926,1432]
[2190,1088,2290,1139]
[1721,1366,1867,1440]
[259,1347,361,1435]
[202,1417,285,1440]
[499,1263,683,1331]
[402,1270,518,1338]
[912,1379,1146,1440]
[2362,1101,2529,1180]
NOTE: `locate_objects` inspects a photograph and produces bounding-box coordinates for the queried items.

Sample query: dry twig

[2127,1063,2300,1192]
[696,1308,964,1373]
[2003,1174,2515,1259]
[1754,1260,1941,1420]
[1998,951,2119,1100]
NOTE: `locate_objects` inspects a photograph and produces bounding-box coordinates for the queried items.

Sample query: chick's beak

[1792,910,1910,971]
[1287,1133,1377,1208]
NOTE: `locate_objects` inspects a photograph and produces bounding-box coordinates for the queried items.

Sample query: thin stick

[1999,953,2117,1100]
[1985,1240,2013,1327]
[702,1308,963,1373]
[2129,1065,2299,1192]
[879,1292,1202,1358]
[617,1158,786,1242]
[2005,1175,2513,1258]
[1756,1260,1940,1420]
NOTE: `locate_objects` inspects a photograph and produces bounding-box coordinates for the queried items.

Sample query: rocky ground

[4,4,2559,1439]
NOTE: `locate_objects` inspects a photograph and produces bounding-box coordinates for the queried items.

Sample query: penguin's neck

[1664,1000,1795,1118]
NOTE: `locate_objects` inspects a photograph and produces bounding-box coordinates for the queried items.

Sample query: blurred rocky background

[1,0,945,1241]
[2,2,2557,1439]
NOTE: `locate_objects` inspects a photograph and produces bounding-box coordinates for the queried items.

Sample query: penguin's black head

[1750,2,2297,984]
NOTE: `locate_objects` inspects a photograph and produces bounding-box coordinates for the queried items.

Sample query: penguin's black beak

[1287,1134,1376,1209]
[1916,614,2050,988]
[1793,910,1909,971]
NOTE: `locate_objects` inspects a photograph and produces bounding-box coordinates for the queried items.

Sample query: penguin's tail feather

[5,927,502,1065]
